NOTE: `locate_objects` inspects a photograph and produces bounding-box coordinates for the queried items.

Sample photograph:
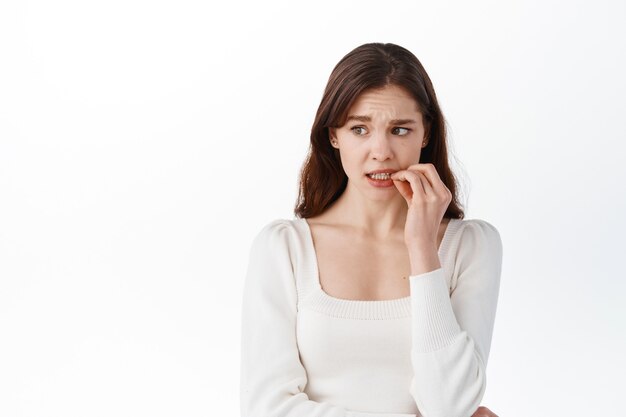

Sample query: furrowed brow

[346,115,371,122]
[389,119,417,125]
[345,115,417,125]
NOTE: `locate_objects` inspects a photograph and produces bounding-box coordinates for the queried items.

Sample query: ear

[329,128,339,149]
[422,122,431,147]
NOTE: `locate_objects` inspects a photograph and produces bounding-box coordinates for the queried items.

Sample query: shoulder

[253,218,300,238]
[254,218,296,235]
[249,218,301,252]
[457,218,501,242]
[446,218,503,290]
[452,218,503,258]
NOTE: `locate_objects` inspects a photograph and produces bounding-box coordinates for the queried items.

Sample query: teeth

[368,173,391,180]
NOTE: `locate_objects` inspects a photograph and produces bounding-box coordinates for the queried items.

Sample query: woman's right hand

[471,406,499,417]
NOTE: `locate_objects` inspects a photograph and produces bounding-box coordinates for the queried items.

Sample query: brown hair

[294,42,465,220]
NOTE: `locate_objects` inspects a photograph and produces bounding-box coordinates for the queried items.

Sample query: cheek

[398,143,423,165]
[338,154,356,172]
[337,150,363,176]
[395,139,420,150]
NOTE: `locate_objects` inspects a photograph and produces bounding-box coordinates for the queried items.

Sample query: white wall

[1,0,624,415]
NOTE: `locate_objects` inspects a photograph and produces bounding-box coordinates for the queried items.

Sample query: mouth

[365,169,397,181]
[366,172,393,180]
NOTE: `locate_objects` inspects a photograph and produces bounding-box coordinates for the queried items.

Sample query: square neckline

[298,217,458,303]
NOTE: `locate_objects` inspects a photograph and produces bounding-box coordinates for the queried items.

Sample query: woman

[240,43,502,417]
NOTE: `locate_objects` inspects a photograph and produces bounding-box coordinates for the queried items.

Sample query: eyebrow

[345,115,417,125]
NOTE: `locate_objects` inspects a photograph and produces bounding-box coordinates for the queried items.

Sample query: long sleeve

[240,220,416,417]
[408,220,503,417]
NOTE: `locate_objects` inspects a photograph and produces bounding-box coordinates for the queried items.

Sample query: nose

[370,132,393,161]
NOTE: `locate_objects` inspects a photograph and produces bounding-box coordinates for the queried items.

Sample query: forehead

[347,85,420,117]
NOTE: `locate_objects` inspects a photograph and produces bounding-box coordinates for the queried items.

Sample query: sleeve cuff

[409,268,462,352]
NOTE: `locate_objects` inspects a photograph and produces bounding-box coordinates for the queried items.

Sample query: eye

[392,127,411,136]
[350,126,368,136]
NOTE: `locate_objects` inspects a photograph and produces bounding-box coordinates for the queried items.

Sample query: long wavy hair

[294,43,465,220]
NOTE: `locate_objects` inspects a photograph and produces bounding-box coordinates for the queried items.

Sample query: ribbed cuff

[409,268,461,352]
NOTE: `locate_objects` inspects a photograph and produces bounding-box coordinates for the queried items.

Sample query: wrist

[406,240,437,253]
[408,246,441,276]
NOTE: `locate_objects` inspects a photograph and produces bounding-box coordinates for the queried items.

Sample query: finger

[391,170,426,202]
[416,171,435,198]
[405,163,440,188]
[406,163,451,199]
[392,176,412,205]
[473,406,498,417]
[393,169,433,198]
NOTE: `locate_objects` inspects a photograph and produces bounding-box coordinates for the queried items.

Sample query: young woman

[240,43,502,417]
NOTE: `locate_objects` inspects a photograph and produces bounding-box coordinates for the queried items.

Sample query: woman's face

[330,84,427,201]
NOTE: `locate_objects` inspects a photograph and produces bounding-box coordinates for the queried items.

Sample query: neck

[325,179,408,239]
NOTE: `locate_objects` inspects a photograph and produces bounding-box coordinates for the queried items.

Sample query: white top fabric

[240,216,503,417]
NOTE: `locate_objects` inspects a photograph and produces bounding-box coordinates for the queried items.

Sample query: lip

[365,169,397,188]
[366,175,395,188]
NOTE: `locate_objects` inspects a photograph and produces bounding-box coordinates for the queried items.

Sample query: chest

[311,230,413,301]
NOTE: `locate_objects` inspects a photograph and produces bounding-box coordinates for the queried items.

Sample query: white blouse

[240,216,503,417]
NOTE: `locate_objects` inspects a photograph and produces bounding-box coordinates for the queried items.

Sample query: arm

[240,220,417,417]
[408,220,503,417]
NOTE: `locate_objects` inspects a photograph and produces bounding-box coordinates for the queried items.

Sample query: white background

[1,0,625,416]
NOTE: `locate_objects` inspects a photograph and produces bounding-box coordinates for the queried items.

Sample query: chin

[348,178,398,198]
[363,186,399,199]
